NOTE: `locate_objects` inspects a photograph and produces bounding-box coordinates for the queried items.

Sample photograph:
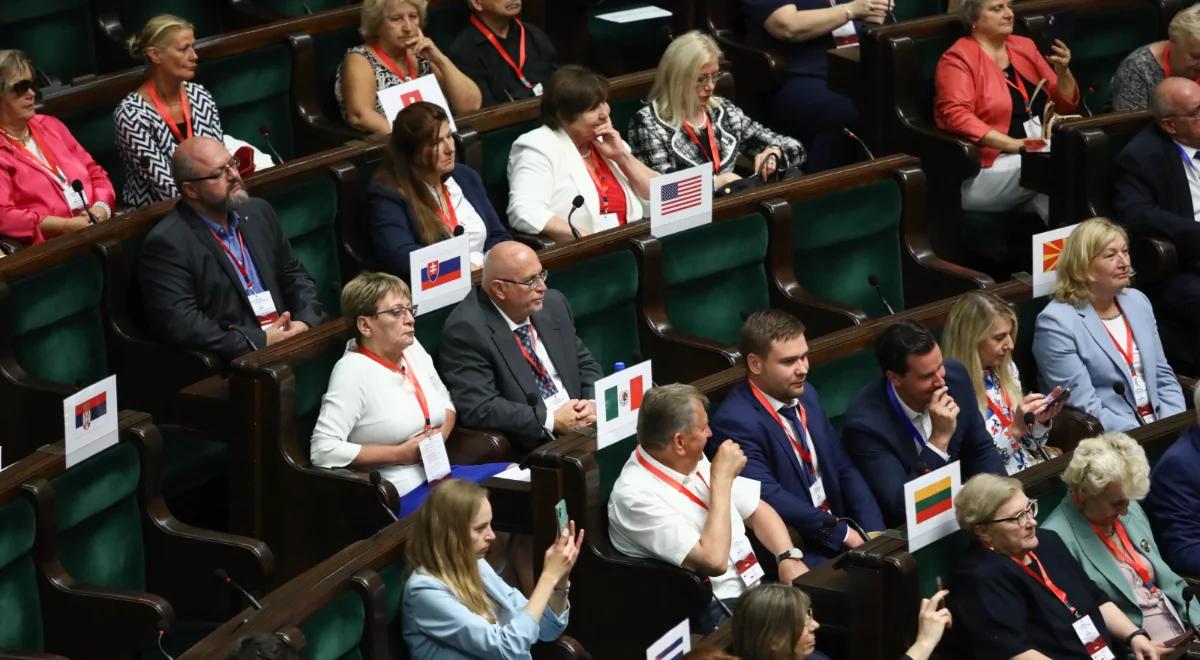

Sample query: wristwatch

[776,548,804,564]
[1123,628,1149,648]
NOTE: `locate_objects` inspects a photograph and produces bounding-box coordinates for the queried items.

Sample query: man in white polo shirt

[608,383,809,633]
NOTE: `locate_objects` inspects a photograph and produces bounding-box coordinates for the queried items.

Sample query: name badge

[62,182,86,212]
[594,212,621,233]
[418,432,451,483]
[248,291,278,328]
[532,82,544,97]
[1023,115,1044,141]
[730,536,764,587]
[545,390,570,414]
[1131,376,1157,422]
[1071,615,1115,660]
[809,477,827,508]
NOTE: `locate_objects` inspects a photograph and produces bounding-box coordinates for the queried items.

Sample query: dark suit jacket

[1144,426,1200,576]
[438,286,603,453]
[709,381,884,565]
[842,359,1005,527]
[369,163,512,277]
[447,18,558,106]
[138,197,325,361]
[1113,123,1200,267]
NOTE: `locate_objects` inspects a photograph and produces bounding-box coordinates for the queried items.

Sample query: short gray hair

[955,473,1024,530]
[637,384,708,451]
[1061,432,1151,500]
[957,0,986,29]
[1169,3,1200,43]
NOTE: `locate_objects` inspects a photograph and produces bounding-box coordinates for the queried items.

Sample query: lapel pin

[1140,538,1152,553]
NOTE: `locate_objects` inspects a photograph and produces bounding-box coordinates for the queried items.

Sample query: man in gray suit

[439,241,602,453]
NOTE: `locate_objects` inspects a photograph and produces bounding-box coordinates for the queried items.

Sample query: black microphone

[258,124,284,165]
[157,627,174,660]
[223,322,257,353]
[139,156,152,173]
[843,128,875,160]
[72,180,99,224]
[453,225,465,236]
[1112,382,1146,426]
[565,194,584,240]
[867,274,895,315]
[1021,412,1053,462]
[214,568,263,611]
[369,471,400,522]
[822,514,838,528]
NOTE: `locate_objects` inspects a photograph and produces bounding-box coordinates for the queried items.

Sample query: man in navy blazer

[843,321,1005,527]
[1144,397,1200,576]
[709,311,884,566]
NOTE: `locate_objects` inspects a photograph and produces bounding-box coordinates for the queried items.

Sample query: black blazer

[1113,123,1200,267]
[137,197,326,360]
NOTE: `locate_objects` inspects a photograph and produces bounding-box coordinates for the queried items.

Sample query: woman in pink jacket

[934,0,1078,221]
[0,50,116,249]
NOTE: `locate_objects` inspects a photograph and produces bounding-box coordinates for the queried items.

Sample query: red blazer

[0,114,116,246]
[934,35,1079,168]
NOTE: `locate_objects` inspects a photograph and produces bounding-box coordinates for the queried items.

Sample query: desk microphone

[214,568,263,610]
[258,124,284,165]
[71,180,99,224]
[566,195,584,240]
[843,128,875,160]
[824,512,870,544]
[1112,382,1146,426]
[369,471,400,522]
[867,274,895,315]
[1021,412,1054,462]
[223,322,257,352]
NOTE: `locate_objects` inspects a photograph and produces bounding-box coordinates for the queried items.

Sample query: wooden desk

[484,473,533,535]
[1020,148,1054,194]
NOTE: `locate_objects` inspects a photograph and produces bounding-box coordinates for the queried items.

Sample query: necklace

[0,124,30,142]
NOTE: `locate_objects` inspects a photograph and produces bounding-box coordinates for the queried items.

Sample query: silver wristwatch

[776,547,804,564]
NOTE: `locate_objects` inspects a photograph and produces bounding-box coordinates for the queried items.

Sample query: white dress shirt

[896,393,950,461]
[491,301,569,431]
[429,176,489,267]
[1101,313,1155,422]
[758,389,819,474]
[1172,140,1200,222]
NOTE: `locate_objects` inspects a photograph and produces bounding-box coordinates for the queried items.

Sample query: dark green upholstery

[0,498,44,651]
[51,442,147,593]
[118,0,225,41]
[791,178,906,316]
[808,352,879,434]
[552,250,641,376]
[598,435,638,503]
[587,3,671,76]
[254,0,356,16]
[58,104,125,200]
[11,255,108,388]
[1050,6,1158,113]
[379,561,407,625]
[198,44,295,161]
[912,33,961,122]
[298,588,367,660]
[608,96,645,149]
[292,339,348,447]
[313,28,363,126]
[660,213,771,348]
[480,122,538,219]
[263,174,344,316]
[425,2,471,48]
[0,0,96,82]
[415,306,454,364]
[891,0,945,23]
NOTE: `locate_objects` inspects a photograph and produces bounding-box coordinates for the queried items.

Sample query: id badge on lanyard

[729,536,765,587]
[248,291,278,328]
[809,477,827,508]
[1071,615,1115,660]
[829,0,858,47]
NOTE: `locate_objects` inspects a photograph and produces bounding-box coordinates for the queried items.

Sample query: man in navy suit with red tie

[709,310,884,567]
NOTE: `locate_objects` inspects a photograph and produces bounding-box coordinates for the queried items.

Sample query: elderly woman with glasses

[950,473,1162,660]
[1043,433,1194,647]
[0,50,115,248]
[311,272,509,518]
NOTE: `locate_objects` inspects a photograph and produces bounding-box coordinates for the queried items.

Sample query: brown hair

[739,310,806,360]
[540,65,609,130]
[406,479,496,622]
[375,101,453,247]
[731,584,813,660]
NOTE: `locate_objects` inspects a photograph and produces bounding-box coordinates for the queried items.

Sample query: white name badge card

[410,234,471,315]
[418,432,451,483]
[1072,615,1115,660]
[63,375,119,468]
[809,477,827,508]
[378,74,457,131]
[730,535,765,587]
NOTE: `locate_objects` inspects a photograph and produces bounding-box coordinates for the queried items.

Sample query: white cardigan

[506,125,647,234]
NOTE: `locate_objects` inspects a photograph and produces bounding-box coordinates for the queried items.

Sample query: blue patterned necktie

[513,324,558,399]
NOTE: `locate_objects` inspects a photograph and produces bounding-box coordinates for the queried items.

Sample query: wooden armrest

[1047,406,1102,455]
[902,119,981,181]
[446,427,512,464]
[288,33,367,152]
[228,0,284,22]
[1131,235,1178,287]
[533,635,590,660]
[174,375,232,438]
[0,650,69,659]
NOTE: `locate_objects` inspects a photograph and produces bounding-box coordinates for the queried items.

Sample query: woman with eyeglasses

[951,473,1162,659]
[0,50,115,247]
[627,31,806,190]
[1042,433,1194,648]
[371,101,510,276]
[311,272,510,517]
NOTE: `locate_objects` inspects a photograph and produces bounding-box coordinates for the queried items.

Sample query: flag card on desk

[650,164,712,238]
[595,360,652,450]
[904,461,962,552]
[646,618,690,660]
[63,376,118,468]
[378,74,456,130]
[410,235,470,314]
[1032,224,1077,298]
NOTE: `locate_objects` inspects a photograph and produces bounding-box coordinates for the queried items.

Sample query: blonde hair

[340,272,411,339]
[406,479,496,623]
[942,290,1023,415]
[0,50,32,94]
[1061,432,1151,500]
[361,0,428,42]
[1169,4,1200,43]
[127,14,194,61]
[955,473,1024,530]
[1051,218,1129,307]
[731,584,812,660]
[648,30,722,126]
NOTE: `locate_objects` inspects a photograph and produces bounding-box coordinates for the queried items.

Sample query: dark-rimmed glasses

[497,270,549,289]
[368,304,418,319]
[183,156,241,183]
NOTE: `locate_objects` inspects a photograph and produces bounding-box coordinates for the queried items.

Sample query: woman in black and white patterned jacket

[627,30,806,191]
[114,14,223,209]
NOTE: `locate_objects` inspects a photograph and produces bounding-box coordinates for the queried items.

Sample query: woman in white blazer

[506,65,655,242]
[1033,218,1185,431]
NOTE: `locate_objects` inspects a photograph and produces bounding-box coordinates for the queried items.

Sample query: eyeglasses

[695,73,719,87]
[989,500,1038,526]
[183,156,241,183]
[7,79,34,96]
[368,304,418,319]
[497,270,549,289]
[1168,104,1200,120]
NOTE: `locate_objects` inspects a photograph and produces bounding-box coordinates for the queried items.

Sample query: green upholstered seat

[481,121,539,219]
[425,2,471,48]
[292,339,348,447]
[587,2,671,76]
[11,255,107,388]
[117,0,225,43]
[313,28,363,127]
[598,435,638,503]
[0,0,97,82]
[911,33,960,122]
[809,352,879,434]
[1052,5,1158,113]
[59,103,125,202]
[790,177,906,317]
[198,44,296,161]
[263,174,345,316]
[660,212,771,348]
[253,0,356,16]
[298,587,368,660]
[0,498,44,652]
[891,0,945,23]
[415,306,454,364]
[552,250,641,376]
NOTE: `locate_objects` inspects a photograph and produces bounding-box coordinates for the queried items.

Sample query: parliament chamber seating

[0,0,99,85]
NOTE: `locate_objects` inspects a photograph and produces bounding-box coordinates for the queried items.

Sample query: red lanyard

[355,345,432,430]
[635,448,710,511]
[1012,551,1077,616]
[145,82,193,144]
[434,182,459,232]
[3,122,65,183]
[1100,303,1137,376]
[682,113,721,174]
[371,44,419,82]
[582,154,618,218]
[1004,67,1033,114]
[748,381,814,472]
[1090,520,1156,592]
[984,370,1015,430]
[1161,43,1200,83]
[469,15,532,89]
[514,324,549,379]
[208,227,256,291]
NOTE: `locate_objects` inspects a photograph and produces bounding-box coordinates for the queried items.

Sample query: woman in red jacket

[934,0,1078,221]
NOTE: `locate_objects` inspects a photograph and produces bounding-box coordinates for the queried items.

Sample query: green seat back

[598,435,638,503]
[58,103,125,200]
[50,442,146,592]
[791,178,905,316]
[415,305,454,364]
[298,587,367,660]
[1050,6,1158,113]
[481,121,539,219]
[552,250,641,375]
[425,2,471,48]
[198,44,295,161]
[0,0,96,82]
[380,561,407,625]
[263,174,344,315]
[587,3,671,76]
[661,213,771,348]
[10,255,108,388]
[119,0,225,43]
[0,498,44,651]
[314,28,363,124]
[912,33,960,121]
[891,0,945,23]
[808,352,879,434]
[292,339,349,447]
[255,0,356,16]
[609,96,644,147]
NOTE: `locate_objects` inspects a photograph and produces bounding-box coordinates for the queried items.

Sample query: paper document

[596,5,672,23]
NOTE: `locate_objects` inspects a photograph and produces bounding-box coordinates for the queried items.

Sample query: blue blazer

[709,381,884,565]
[842,359,1005,527]
[1145,426,1200,577]
[1033,288,1184,432]
[369,163,512,277]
